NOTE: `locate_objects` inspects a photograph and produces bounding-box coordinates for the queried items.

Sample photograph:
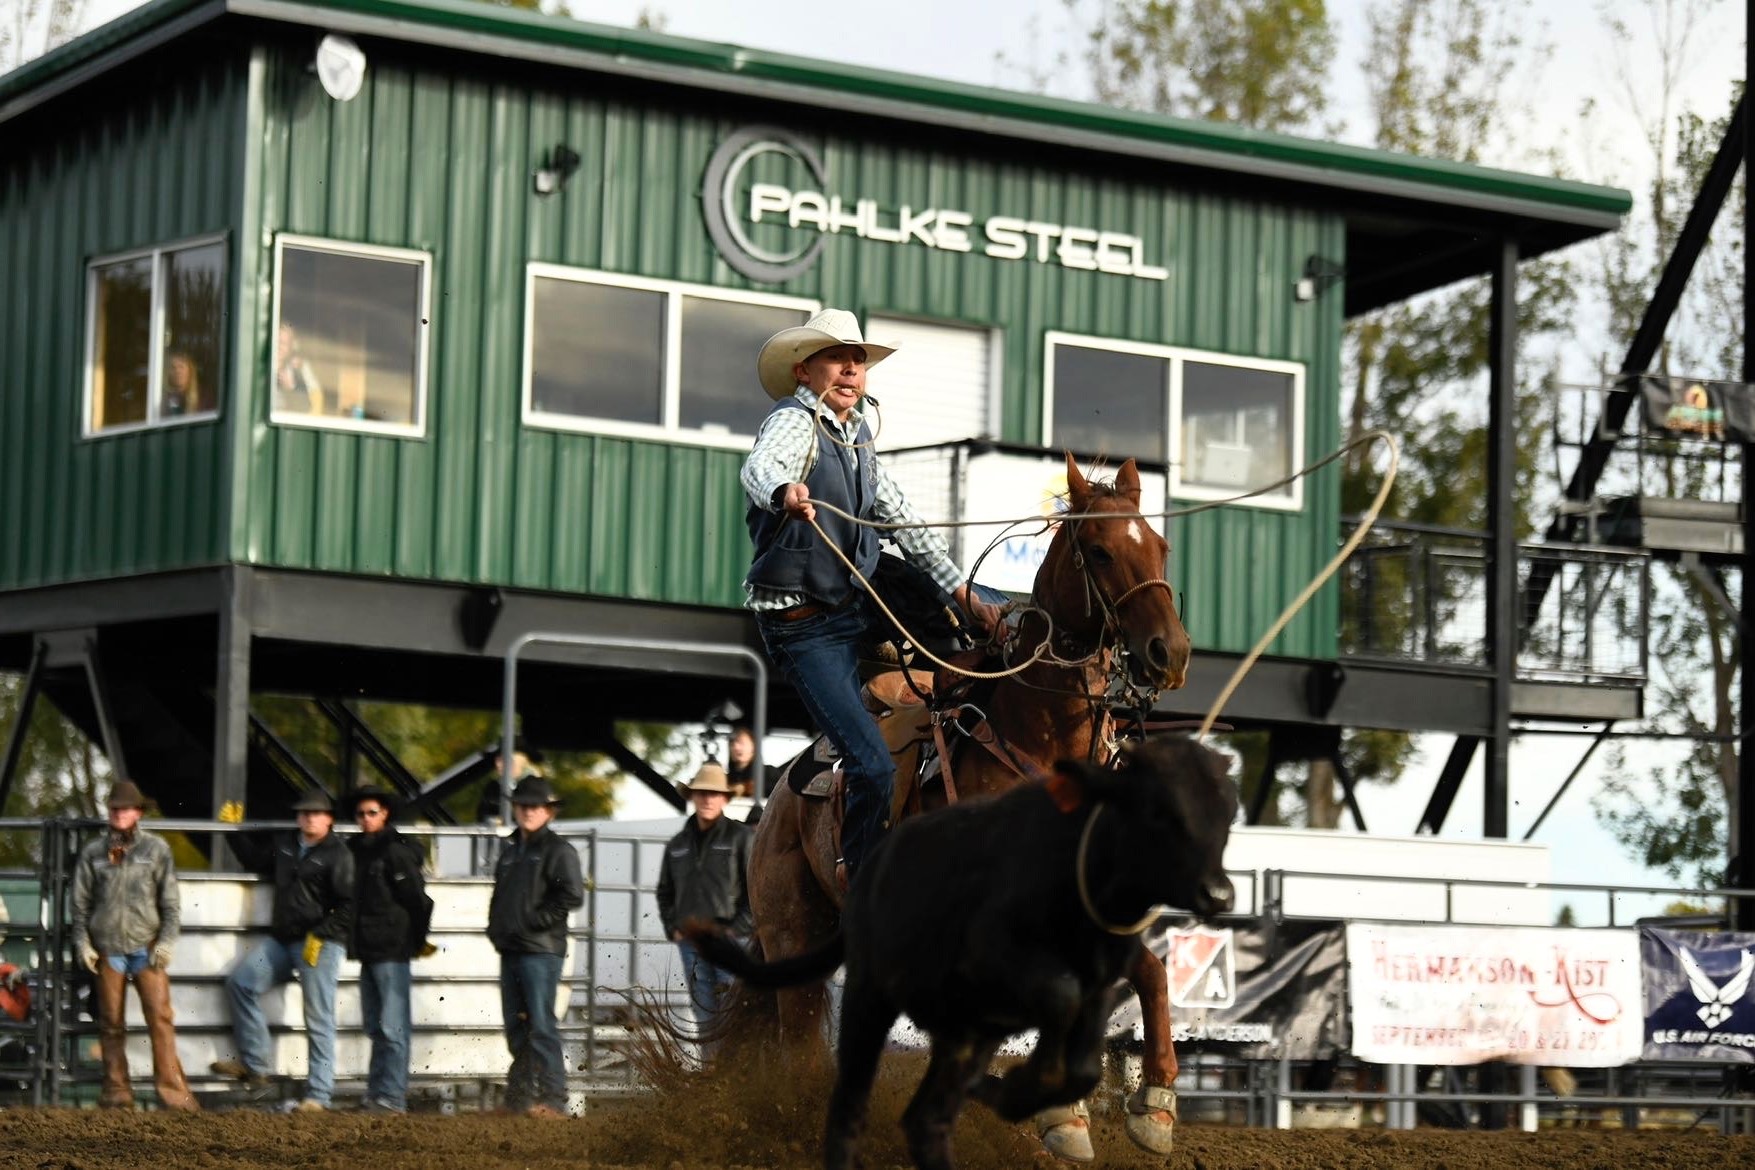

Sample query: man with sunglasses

[346,787,433,1114]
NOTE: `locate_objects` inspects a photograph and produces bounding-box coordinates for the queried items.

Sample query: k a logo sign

[1168,925,1236,1009]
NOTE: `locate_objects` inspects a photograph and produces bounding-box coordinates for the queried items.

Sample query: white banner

[959,452,1167,593]
[1346,923,1644,1067]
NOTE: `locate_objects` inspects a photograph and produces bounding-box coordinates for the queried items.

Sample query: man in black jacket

[211,789,354,1112]
[486,775,584,1119]
[656,763,753,1040]
[347,787,433,1114]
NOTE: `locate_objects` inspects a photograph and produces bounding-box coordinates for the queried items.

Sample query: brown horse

[748,453,1194,1158]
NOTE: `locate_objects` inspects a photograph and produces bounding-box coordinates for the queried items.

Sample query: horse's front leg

[1122,947,1180,1154]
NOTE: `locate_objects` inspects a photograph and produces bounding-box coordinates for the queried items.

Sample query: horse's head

[1036,453,1190,691]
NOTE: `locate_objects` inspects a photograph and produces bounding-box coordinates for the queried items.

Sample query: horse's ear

[1064,451,1089,505]
[1115,458,1142,506]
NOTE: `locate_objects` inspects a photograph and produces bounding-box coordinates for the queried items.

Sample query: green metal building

[0,0,1636,829]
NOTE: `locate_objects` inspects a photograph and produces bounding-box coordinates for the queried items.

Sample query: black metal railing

[1340,518,1650,683]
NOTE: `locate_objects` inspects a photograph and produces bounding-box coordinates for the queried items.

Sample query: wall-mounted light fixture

[1295,254,1346,302]
[532,144,582,196]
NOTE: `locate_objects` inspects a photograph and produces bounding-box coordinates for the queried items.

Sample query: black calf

[690,737,1237,1170]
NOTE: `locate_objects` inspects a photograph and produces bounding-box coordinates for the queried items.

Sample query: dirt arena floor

[2,1065,1750,1170]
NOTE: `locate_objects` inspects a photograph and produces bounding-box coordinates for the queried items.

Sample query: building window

[524,266,816,446]
[864,316,999,450]
[271,235,431,436]
[1044,332,1304,509]
[84,237,226,436]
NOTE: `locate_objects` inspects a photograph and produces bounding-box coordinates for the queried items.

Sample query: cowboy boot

[95,964,134,1109]
[135,966,199,1111]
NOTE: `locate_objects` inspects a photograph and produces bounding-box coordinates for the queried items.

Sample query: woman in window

[162,349,203,416]
[275,323,324,415]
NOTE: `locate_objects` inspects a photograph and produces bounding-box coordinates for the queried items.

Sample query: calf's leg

[901,1034,998,1170]
[824,982,894,1170]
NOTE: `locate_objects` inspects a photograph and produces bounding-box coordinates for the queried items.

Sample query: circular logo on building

[701,125,828,283]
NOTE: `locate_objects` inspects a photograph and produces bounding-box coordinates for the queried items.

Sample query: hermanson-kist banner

[1642,927,1755,1063]
[1346,924,1644,1067]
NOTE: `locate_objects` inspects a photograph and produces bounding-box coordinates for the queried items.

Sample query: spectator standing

[71,779,199,1111]
[211,789,354,1111]
[655,763,753,1043]
[486,776,583,1119]
[347,787,434,1114]
[724,726,778,801]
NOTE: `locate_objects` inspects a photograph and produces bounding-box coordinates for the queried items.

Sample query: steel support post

[1485,238,1518,839]
[213,567,253,866]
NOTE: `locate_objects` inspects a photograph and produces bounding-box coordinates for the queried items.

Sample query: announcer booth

[0,0,1638,842]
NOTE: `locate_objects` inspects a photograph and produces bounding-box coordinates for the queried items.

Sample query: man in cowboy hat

[346,787,434,1114]
[743,308,1002,888]
[71,779,198,1110]
[211,788,354,1111]
[486,775,584,1119]
[656,762,753,1041]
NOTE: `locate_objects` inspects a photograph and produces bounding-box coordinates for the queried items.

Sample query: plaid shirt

[741,387,964,611]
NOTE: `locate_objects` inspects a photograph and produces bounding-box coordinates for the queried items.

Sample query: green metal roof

[2,0,1629,312]
[3,0,1628,219]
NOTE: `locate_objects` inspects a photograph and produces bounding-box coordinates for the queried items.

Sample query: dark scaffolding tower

[1740,3,1754,931]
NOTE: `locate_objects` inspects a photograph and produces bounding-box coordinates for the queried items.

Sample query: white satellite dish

[314,34,367,103]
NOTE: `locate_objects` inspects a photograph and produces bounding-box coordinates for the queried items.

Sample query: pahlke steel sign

[702,126,1169,284]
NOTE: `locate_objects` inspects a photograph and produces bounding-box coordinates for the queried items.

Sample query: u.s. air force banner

[1642,927,1755,1063]
[1346,924,1643,1067]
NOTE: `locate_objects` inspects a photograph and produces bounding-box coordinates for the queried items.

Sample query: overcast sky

[62,0,1752,915]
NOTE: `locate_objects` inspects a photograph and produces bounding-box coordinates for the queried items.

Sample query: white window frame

[864,311,1004,449]
[521,264,819,451]
[82,233,228,439]
[270,233,433,439]
[1042,331,1305,512]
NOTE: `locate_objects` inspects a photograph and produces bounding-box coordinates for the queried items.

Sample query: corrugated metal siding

[244,43,1342,644]
[0,54,244,593]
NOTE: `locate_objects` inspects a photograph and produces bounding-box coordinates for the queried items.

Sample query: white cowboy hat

[756,308,897,400]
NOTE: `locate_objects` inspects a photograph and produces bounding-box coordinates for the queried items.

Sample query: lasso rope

[791,393,1401,935]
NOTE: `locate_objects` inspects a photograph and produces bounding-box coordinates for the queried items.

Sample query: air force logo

[1680,947,1754,1029]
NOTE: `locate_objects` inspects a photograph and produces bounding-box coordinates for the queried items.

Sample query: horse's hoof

[1033,1102,1094,1165]
[1123,1084,1178,1155]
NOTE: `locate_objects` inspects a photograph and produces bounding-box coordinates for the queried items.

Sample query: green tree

[1,0,84,73]
[0,674,107,864]
[1589,11,1742,887]
[1074,0,1337,132]
[1064,0,1568,827]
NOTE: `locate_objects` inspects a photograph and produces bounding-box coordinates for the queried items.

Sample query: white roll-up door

[864,316,996,450]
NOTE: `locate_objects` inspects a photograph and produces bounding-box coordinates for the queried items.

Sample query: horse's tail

[685,921,844,988]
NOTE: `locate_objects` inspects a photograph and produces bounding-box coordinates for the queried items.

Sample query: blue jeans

[225,936,342,1105]
[676,939,738,1036]
[105,949,150,976]
[758,601,894,876]
[359,961,411,1111]
[499,952,566,1111]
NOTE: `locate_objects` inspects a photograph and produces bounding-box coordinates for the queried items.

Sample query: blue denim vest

[745,397,880,606]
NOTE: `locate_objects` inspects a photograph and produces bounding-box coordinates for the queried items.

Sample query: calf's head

[1061,737,1237,917]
